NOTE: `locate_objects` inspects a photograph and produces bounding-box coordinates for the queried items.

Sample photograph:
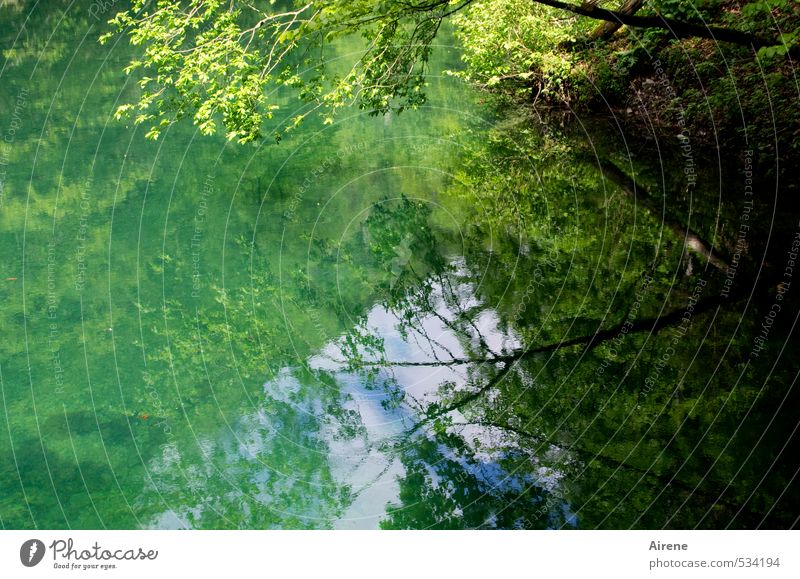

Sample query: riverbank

[452,0,800,181]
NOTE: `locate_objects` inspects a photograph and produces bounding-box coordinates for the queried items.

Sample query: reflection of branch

[326,356,471,367]
[333,292,729,369]
[405,263,461,360]
[597,160,729,271]
[436,271,498,357]
[465,418,682,484]
[509,291,728,357]
[397,362,516,439]
[348,458,397,501]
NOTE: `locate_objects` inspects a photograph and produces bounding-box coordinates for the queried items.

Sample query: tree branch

[588,0,644,41]
[534,0,789,52]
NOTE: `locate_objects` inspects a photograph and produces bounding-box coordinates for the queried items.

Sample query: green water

[1,2,798,529]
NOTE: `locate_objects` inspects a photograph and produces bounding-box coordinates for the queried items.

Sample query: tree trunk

[535,0,792,53]
[588,0,645,41]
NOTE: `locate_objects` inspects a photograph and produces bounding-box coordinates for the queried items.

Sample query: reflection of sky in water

[303,275,572,527]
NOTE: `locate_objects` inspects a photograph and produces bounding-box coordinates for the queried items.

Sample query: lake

[0,1,798,529]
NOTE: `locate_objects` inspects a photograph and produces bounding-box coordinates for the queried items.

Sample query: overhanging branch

[533,0,789,52]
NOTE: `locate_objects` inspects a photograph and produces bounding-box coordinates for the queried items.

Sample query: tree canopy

[103,0,799,143]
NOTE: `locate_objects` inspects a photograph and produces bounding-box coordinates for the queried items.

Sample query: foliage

[101,0,455,142]
[373,116,800,528]
[102,0,800,153]
[449,0,587,103]
[3,0,799,531]
[739,0,800,59]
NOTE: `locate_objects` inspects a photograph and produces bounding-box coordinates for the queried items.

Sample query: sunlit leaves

[103,0,460,142]
[451,0,589,102]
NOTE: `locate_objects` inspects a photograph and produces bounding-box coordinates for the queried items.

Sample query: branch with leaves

[103,0,796,143]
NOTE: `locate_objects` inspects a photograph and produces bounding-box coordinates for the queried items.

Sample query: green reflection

[0,1,797,530]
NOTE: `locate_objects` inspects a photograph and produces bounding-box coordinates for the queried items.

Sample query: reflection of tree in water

[138,366,355,529]
[332,118,800,529]
[2,0,796,526]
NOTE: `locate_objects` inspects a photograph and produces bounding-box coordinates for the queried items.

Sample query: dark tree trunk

[588,0,645,41]
[534,0,793,54]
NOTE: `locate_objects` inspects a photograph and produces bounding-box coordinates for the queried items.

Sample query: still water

[1,2,798,529]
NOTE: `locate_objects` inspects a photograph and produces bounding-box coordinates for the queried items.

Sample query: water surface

[1,1,798,529]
